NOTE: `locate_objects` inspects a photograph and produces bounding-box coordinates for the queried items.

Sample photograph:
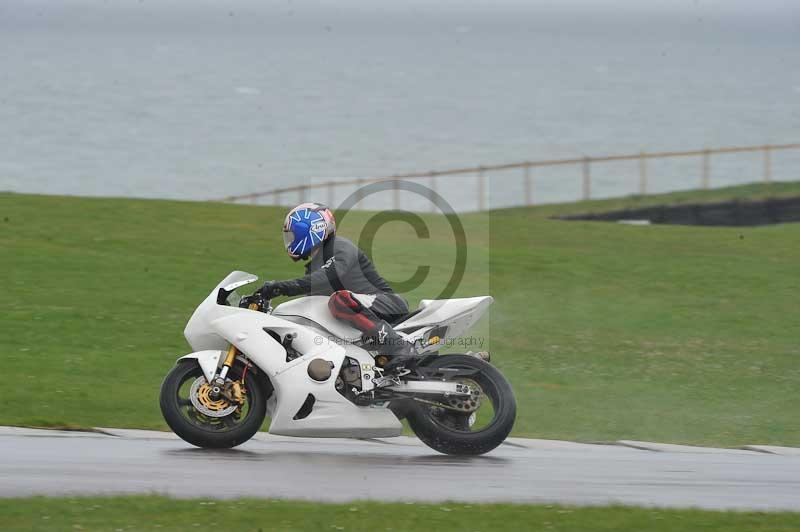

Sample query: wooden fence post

[430,175,437,213]
[356,178,365,203]
[478,167,486,211]
[524,164,532,206]
[701,150,710,189]
[763,145,772,183]
[582,157,591,200]
[638,152,648,195]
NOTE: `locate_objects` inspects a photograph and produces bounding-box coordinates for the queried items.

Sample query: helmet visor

[283,229,298,254]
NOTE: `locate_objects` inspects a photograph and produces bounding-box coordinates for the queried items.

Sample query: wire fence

[220,142,800,212]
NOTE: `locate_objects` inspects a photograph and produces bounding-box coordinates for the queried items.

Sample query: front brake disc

[189,377,238,418]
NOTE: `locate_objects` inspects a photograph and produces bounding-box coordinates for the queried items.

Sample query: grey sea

[1,1,799,210]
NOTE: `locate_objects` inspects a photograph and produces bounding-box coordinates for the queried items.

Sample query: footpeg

[372,375,402,388]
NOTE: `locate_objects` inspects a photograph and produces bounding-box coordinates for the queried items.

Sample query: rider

[258,202,417,372]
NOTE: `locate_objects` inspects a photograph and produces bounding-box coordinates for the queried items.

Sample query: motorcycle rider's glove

[259,279,310,299]
[259,282,283,299]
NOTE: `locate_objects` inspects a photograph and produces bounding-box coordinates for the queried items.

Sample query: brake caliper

[221,380,247,406]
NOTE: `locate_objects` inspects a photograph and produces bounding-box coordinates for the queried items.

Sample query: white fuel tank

[272,296,363,342]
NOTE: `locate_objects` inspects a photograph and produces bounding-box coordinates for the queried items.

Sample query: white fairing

[273,296,362,342]
[396,296,493,353]
[179,271,493,439]
[179,350,223,383]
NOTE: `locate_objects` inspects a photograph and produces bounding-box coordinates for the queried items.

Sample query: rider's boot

[363,320,418,373]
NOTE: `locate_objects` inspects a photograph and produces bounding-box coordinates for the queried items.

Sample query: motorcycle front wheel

[406,355,517,456]
[159,359,270,449]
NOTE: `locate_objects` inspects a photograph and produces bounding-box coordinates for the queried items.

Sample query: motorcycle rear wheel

[406,355,516,456]
[159,360,270,449]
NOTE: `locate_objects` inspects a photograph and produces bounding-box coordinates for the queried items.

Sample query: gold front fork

[222,344,238,368]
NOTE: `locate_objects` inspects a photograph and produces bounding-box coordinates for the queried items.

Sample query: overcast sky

[346,0,799,12]
[2,0,798,37]
[5,0,800,13]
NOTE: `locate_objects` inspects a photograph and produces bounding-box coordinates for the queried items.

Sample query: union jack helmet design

[282,203,336,260]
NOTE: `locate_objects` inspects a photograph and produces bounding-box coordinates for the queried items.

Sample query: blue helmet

[282,203,336,260]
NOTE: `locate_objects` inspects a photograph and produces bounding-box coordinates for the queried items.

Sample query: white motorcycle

[159,271,516,455]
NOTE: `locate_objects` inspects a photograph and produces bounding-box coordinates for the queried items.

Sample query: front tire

[406,355,516,455]
[159,360,269,449]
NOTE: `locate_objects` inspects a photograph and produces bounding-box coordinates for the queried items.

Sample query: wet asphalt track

[1,427,799,511]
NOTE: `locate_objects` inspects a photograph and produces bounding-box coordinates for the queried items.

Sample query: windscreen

[217,271,258,306]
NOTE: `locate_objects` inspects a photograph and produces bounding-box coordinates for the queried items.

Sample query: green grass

[1,496,799,532]
[1,182,799,445]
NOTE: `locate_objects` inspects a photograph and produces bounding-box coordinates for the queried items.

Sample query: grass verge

[1,496,799,532]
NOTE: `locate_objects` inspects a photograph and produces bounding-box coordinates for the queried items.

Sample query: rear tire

[159,360,269,449]
[406,355,516,456]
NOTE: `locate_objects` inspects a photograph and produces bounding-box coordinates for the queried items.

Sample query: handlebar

[238,290,272,313]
